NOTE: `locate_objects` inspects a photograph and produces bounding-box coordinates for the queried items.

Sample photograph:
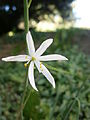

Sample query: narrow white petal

[41,64,55,88]
[2,55,30,62]
[39,54,68,61]
[35,39,53,56]
[35,61,55,88]
[26,31,35,56]
[28,61,38,91]
[34,61,42,73]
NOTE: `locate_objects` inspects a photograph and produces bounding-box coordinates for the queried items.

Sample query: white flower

[2,31,68,91]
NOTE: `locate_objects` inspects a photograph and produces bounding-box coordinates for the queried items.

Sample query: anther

[40,62,43,71]
[25,56,28,59]
[24,63,27,67]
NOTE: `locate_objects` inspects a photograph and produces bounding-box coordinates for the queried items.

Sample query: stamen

[24,63,28,67]
[24,59,31,68]
[40,62,43,71]
[25,56,28,59]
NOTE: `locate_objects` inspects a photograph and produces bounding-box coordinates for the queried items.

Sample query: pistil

[32,56,36,61]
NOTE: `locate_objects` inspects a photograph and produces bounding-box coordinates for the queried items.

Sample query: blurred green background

[0,0,90,120]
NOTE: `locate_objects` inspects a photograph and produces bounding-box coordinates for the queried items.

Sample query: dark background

[0,0,74,34]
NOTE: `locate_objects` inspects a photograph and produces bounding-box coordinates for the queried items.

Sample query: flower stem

[28,0,32,8]
[24,0,32,33]
[16,0,32,119]
[24,0,29,33]
[16,69,28,120]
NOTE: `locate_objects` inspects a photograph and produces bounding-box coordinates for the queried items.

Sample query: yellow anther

[40,62,42,64]
[40,63,42,68]
[32,57,36,61]
[25,56,28,59]
[24,63,27,67]
[40,62,43,71]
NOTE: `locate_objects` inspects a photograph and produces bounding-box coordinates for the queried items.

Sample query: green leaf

[23,90,43,120]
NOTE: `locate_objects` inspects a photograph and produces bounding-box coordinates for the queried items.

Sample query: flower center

[32,56,36,61]
[24,56,36,68]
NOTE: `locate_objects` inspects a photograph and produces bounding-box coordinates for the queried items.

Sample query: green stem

[16,1,32,119]
[16,85,31,120]
[16,69,28,120]
[24,0,32,33]
[23,90,31,108]
[21,71,28,119]
[28,0,32,8]
[24,0,29,33]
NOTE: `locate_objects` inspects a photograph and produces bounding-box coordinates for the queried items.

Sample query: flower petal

[28,61,38,91]
[34,60,42,73]
[2,55,30,62]
[35,61,55,88]
[39,54,68,61]
[26,31,35,56]
[41,64,55,88]
[35,39,53,56]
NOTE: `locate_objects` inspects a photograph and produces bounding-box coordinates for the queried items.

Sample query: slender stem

[16,1,32,119]
[20,71,28,119]
[28,0,32,8]
[16,69,28,120]
[16,85,31,120]
[23,90,31,108]
[24,0,32,33]
[24,0,29,33]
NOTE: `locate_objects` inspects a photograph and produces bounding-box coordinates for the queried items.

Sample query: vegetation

[0,29,90,120]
